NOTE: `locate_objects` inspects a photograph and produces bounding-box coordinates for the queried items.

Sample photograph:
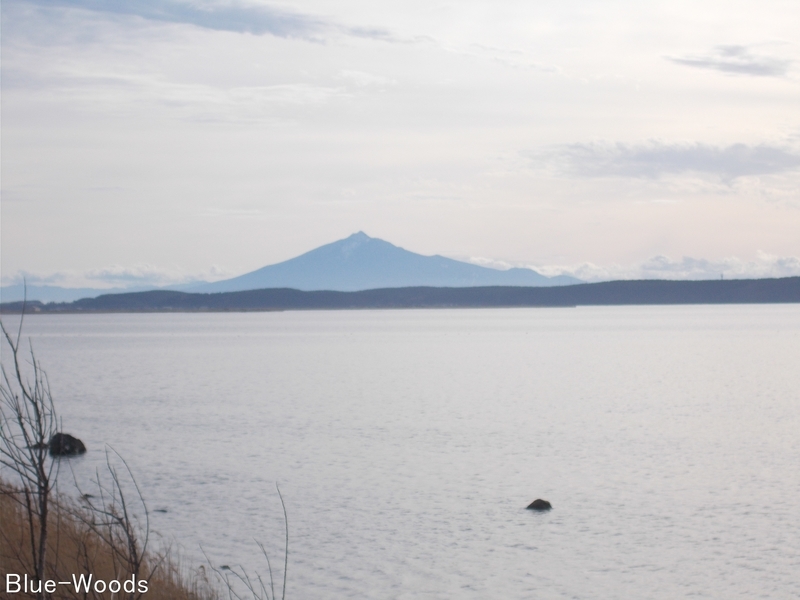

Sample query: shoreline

[2,277,799,314]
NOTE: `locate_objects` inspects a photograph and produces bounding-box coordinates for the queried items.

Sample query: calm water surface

[4,306,800,599]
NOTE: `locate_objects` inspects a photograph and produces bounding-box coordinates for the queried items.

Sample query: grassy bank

[0,475,217,600]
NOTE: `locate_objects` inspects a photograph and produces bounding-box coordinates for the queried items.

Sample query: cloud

[0,271,72,286]
[6,255,799,291]
[1,264,235,288]
[464,256,514,271]
[3,67,349,123]
[554,142,800,181]
[84,264,197,285]
[339,70,397,88]
[534,252,800,282]
[14,0,391,40]
[668,45,791,77]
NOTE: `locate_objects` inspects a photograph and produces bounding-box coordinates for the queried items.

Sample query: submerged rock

[526,499,552,511]
[49,433,86,456]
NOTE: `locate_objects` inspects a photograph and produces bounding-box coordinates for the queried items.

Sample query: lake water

[3,306,800,599]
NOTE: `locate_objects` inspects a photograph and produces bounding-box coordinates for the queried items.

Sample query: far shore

[1,277,799,314]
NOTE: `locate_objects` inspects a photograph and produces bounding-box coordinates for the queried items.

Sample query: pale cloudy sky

[2,0,799,287]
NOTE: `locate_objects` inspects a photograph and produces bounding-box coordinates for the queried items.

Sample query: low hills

[3,277,798,313]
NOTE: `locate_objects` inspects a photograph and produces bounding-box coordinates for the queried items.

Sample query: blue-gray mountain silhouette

[191,232,579,293]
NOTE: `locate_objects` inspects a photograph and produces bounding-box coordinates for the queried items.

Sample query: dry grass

[0,476,218,600]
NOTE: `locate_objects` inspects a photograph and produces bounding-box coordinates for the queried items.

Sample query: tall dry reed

[1,475,218,600]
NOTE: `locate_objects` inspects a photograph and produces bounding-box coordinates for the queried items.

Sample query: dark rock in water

[526,499,552,511]
[49,433,86,456]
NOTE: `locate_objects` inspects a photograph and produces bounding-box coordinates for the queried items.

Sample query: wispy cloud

[199,207,267,218]
[1,264,235,288]
[5,254,799,291]
[534,252,800,282]
[3,66,349,123]
[339,70,397,88]
[552,142,800,181]
[84,264,199,285]
[13,0,392,40]
[667,45,791,77]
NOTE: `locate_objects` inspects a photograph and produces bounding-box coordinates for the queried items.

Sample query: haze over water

[8,306,800,599]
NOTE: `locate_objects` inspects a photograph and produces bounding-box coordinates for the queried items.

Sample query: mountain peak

[347,231,371,242]
[337,231,378,256]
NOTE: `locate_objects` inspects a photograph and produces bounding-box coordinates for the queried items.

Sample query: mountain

[1,233,579,302]
[189,232,579,293]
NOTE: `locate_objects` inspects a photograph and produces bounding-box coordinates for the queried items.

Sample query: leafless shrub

[204,484,289,600]
[1,307,59,597]
[67,448,159,600]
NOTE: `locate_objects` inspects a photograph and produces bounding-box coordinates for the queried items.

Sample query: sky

[1,0,799,288]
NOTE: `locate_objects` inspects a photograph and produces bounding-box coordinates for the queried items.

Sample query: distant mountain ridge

[0,232,578,303]
[189,232,578,293]
[3,277,798,313]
